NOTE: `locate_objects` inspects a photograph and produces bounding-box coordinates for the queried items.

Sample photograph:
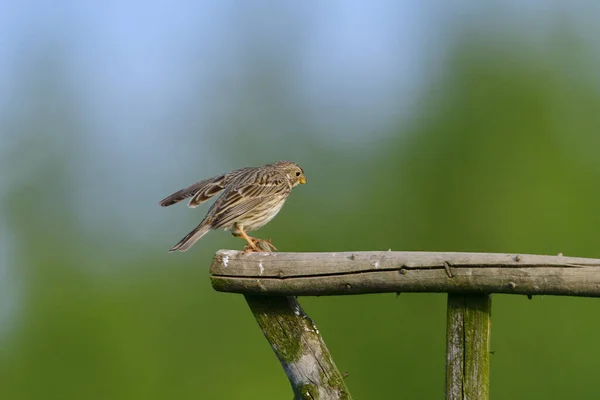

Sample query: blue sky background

[2,1,600,278]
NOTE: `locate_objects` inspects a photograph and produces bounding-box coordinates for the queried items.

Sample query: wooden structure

[210,250,600,399]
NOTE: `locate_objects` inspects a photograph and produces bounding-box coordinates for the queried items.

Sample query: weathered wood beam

[210,251,600,297]
[445,294,491,400]
[245,295,352,400]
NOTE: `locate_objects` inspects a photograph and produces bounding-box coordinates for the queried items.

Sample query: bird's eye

[295,171,301,177]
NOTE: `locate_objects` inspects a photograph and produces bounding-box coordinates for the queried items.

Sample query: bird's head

[272,160,306,187]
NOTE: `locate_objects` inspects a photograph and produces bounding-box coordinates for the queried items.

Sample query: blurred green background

[2,2,600,399]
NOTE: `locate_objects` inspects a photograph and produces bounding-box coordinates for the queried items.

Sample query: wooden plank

[210,251,600,297]
[211,250,599,278]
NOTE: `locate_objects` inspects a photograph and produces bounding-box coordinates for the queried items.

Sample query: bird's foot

[242,238,277,253]
[260,239,278,252]
[242,243,259,253]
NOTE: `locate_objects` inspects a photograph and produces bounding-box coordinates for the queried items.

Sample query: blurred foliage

[2,26,600,400]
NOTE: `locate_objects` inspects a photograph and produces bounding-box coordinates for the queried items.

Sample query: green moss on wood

[210,276,227,292]
[463,294,491,399]
[317,341,349,397]
[446,293,491,400]
[295,383,319,399]
[245,295,353,399]
[245,296,303,363]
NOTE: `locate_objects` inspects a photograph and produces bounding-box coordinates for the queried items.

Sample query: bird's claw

[243,238,277,253]
[242,243,259,253]
[263,239,278,252]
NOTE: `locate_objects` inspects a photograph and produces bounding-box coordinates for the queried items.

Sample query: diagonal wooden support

[233,241,352,399]
[245,295,352,400]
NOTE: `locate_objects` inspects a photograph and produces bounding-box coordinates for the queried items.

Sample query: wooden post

[245,295,352,400]
[445,293,491,400]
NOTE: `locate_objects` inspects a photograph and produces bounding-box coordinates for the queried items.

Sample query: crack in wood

[212,263,597,281]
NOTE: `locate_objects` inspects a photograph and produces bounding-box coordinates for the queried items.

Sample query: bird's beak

[299,176,306,184]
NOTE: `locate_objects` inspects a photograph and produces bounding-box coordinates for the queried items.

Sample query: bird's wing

[159,174,228,208]
[159,167,252,208]
[208,172,290,228]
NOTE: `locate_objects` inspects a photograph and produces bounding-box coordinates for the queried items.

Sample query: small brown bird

[160,160,306,252]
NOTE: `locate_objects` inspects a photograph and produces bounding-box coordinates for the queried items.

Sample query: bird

[159,160,306,252]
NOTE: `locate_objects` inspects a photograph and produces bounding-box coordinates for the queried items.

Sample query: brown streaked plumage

[160,160,306,252]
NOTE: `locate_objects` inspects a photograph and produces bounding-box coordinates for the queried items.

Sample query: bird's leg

[232,228,259,252]
[246,237,278,252]
[232,229,279,253]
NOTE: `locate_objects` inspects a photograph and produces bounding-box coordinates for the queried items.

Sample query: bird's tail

[169,223,211,252]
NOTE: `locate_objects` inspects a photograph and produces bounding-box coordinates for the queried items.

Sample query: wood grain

[210,250,600,297]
